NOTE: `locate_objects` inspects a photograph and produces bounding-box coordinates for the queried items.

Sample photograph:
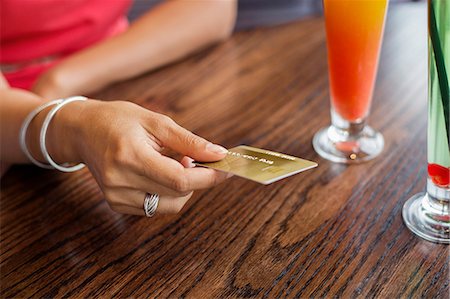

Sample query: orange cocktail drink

[313,0,388,163]
[325,0,388,121]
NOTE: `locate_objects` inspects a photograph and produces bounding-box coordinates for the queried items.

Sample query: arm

[1,76,230,215]
[33,0,237,98]
[0,73,76,172]
[0,74,41,175]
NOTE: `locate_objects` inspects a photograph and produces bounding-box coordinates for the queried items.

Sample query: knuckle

[140,158,155,180]
[158,114,175,127]
[101,167,118,188]
[112,137,132,166]
[182,133,203,149]
[170,175,190,193]
[100,165,131,189]
[149,114,176,142]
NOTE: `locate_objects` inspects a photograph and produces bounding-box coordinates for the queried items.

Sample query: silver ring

[144,193,159,217]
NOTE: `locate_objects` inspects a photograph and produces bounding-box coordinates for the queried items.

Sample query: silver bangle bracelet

[39,96,87,172]
[19,99,63,169]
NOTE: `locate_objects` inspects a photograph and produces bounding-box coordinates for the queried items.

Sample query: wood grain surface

[1,3,448,298]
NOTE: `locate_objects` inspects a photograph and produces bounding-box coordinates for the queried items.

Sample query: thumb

[152,115,228,162]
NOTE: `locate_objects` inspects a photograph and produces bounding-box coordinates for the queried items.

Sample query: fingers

[156,193,193,214]
[138,151,230,193]
[106,188,194,216]
[146,113,228,162]
[183,167,231,190]
[109,154,229,208]
[102,155,209,198]
[120,170,192,198]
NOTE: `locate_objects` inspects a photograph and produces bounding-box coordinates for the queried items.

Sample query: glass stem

[330,109,366,139]
[427,179,450,202]
[424,179,450,223]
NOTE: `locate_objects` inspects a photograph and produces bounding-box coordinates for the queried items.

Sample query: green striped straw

[429,0,450,144]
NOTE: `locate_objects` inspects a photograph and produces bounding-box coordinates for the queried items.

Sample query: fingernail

[186,158,195,168]
[226,173,234,179]
[206,143,228,154]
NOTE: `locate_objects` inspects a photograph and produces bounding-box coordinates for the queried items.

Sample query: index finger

[140,151,230,193]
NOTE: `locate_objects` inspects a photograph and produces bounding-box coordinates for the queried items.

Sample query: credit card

[195,145,318,185]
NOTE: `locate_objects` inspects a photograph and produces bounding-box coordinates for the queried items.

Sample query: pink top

[0,0,132,90]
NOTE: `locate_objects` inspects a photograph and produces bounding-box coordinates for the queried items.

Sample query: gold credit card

[195,145,318,185]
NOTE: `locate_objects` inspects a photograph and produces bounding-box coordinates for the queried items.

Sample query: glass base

[312,124,384,164]
[403,192,450,244]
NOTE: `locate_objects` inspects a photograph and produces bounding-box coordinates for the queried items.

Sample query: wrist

[47,99,92,164]
[27,99,91,164]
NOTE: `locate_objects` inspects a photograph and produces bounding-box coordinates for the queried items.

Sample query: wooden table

[1,2,448,298]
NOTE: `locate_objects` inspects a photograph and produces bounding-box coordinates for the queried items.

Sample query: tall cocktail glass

[313,0,389,163]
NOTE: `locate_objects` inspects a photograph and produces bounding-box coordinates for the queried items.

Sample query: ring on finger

[143,193,159,217]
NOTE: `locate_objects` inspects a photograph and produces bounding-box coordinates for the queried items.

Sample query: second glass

[402,0,449,244]
[313,0,389,163]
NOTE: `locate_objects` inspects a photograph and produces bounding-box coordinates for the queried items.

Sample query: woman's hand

[48,99,230,215]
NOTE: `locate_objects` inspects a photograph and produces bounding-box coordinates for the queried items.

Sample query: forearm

[0,88,44,163]
[47,0,237,94]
